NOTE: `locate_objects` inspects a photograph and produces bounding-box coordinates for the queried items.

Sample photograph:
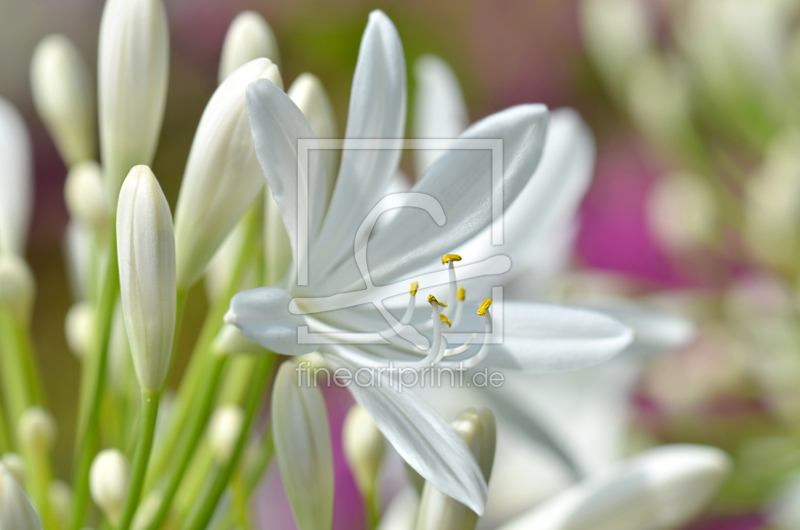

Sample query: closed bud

[30,35,95,167]
[219,11,280,82]
[48,480,72,527]
[0,254,36,326]
[207,405,244,463]
[415,408,496,530]
[89,449,130,525]
[117,165,176,393]
[0,461,42,530]
[17,408,56,453]
[0,97,33,256]
[64,161,109,235]
[173,58,282,289]
[65,302,96,359]
[1,453,26,485]
[343,405,385,498]
[98,0,169,197]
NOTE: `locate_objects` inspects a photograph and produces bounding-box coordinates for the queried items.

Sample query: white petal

[272,360,333,530]
[225,287,318,355]
[326,354,488,514]
[0,97,33,256]
[312,10,407,278]
[591,304,695,358]
[246,78,329,279]
[0,462,42,530]
[412,55,469,179]
[497,445,731,530]
[376,486,419,530]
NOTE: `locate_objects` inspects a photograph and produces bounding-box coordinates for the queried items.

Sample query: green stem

[0,401,9,453]
[143,355,227,530]
[364,488,379,530]
[117,391,161,530]
[23,443,58,530]
[244,426,274,493]
[0,305,32,424]
[181,354,276,530]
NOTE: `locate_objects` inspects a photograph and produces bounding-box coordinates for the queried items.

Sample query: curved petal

[589,304,695,358]
[313,10,407,278]
[326,353,488,515]
[497,445,731,530]
[225,287,318,355]
[0,98,33,256]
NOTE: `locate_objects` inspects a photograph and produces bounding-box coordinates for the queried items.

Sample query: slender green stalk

[231,469,252,530]
[23,441,58,530]
[9,316,45,406]
[364,489,379,530]
[118,391,161,530]
[0,305,32,424]
[181,354,276,530]
[244,426,274,493]
[0,402,9,453]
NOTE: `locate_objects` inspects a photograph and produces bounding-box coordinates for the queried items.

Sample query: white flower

[17,408,56,453]
[0,453,26,485]
[98,0,169,196]
[65,302,96,359]
[30,34,95,167]
[116,165,176,393]
[0,97,33,256]
[219,11,280,82]
[173,58,282,289]
[0,461,42,530]
[207,404,244,463]
[226,10,634,514]
[89,449,130,525]
[64,161,109,236]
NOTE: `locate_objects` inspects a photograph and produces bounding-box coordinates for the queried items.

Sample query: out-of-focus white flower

[17,408,56,453]
[116,165,176,393]
[272,359,333,530]
[89,449,130,525]
[0,254,36,326]
[212,324,261,355]
[207,405,244,463]
[0,461,42,530]
[0,97,33,256]
[343,405,385,498]
[647,172,717,254]
[219,11,280,82]
[98,0,169,197]
[173,58,282,290]
[0,453,26,485]
[377,487,419,530]
[64,161,109,236]
[65,302,96,359]
[48,480,71,527]
[30,34,95,167]
[64,222,93,302]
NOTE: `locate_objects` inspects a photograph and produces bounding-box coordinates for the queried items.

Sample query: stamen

[439,314,452,328]
[428,294,447,308]
[410,281,419,296]
[444,333,476,356]
[441,254,462,264]
[441,304,492,369]
[457,287,465,301]
[478,298,492,316]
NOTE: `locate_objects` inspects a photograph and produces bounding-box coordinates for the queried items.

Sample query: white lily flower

[226,10,634,514]
[496,445,730,530]
[0,97,33,256]
[0,461,42,530]
[173,58,282,289]
[116,165,176,393]
[98,0,169,196]
[219,11,280,82]
[89,449,130,525]
[30,34,95,167]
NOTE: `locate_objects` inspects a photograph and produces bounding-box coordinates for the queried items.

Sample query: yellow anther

[428,294,448,308]
[477,299,493,316]
[441,254,462,265]
[439,314,452,328]
[457,287,465,301]
[410,281,419,296]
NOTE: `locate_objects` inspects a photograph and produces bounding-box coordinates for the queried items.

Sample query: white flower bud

[173,58,282,289]
[116,165,176,393]
[65,302,96,359]
[207,405,244,463]
[30,35,95,167]
[647,172,717,254]
[415,408,496,530]
[17,408,56,453]
[0,254,36,326]
[1,453,26,485]
[64,222,92,302]
[0,97,33,256]
[213,324,262,355]
[89,449,130,525]
[219,11,280,82]
[48,480,72,527]
[64,161,109,235]
[98,0,169,197]
[0,461,42,530]
[343,405,385,497]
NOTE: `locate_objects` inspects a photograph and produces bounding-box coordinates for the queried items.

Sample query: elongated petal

[225,287,318,355]
[312,10,407,278]
[0,97,33,256]
[590,304,695,358]
[497,445,730,530]
[219,11,280,82]
[0,462,42,530]
[377,487,419,530]
[326,354,488,515]
[412,55,469,178]
[272,360,333,530]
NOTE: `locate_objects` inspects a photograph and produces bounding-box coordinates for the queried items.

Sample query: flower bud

[1,453,26,485]
[207,405,244,463]
[64,161,109,235]
[647,172,717,254]
[173,58,282,289]
[48,480,71,527]
[65,302,96,359]
[17,407,56,454]
[0,461,42,530]
[64,222,92,302]
[116,165,176,393]
[415,408,496,530]
[213,324,262,355]
[0,254,36,326]
[30,35,95,167]
[89,449,130,525]
[0,97,33,256]
[98,0,169,197]
[343,405,385,498]
[219,11,280,82]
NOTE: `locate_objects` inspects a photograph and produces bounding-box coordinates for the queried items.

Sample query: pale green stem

[0,402,9,453]
[22,441,59,530]
[0,305,32,424]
